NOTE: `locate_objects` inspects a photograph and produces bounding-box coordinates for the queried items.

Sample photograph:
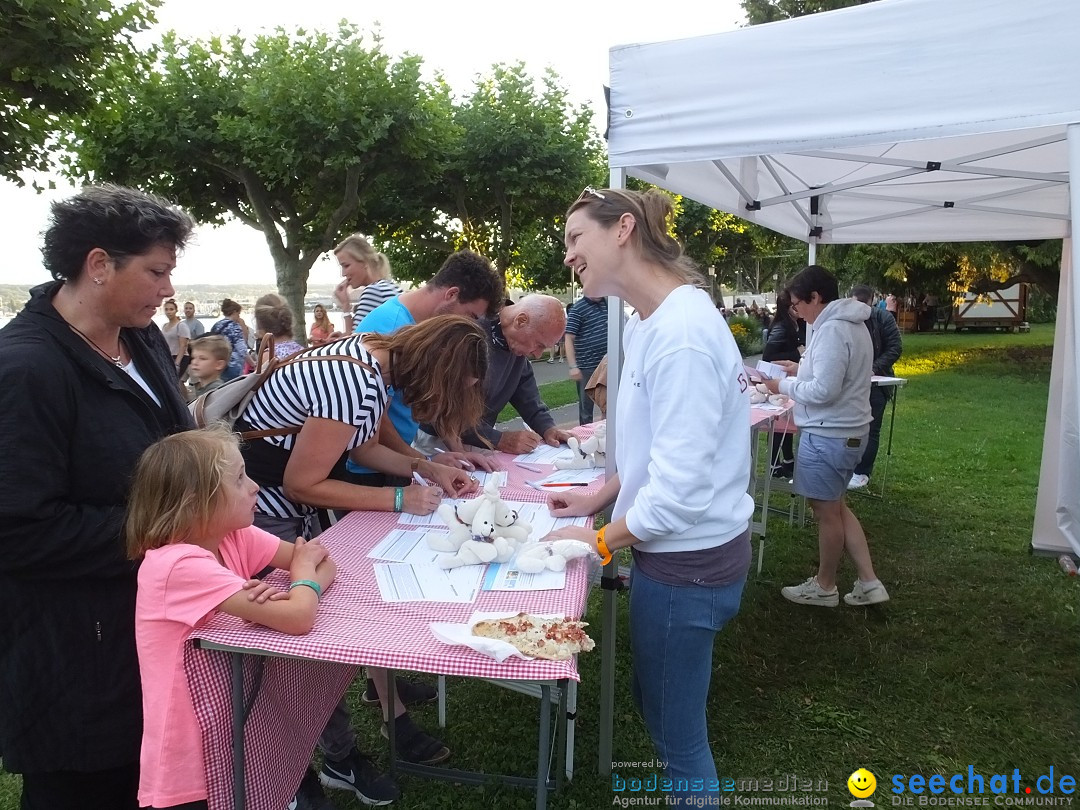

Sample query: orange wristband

[596,526,613,565]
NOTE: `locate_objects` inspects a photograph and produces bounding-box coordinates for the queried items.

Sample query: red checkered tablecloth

[186,440,603,810]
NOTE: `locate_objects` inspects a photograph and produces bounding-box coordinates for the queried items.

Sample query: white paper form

[527,468,603,487]
[756,360,789,380]
[513,444,568,465]
[373,563,482,603]
[501,500,591,540]
[471,470,508,488]
[396,508,448,527]
[368,528,452,565]
[481,561,566,591]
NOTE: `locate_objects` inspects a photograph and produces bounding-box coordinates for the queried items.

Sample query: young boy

[185,335,230,402]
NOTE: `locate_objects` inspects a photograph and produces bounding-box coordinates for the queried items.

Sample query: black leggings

[20,763,139,810]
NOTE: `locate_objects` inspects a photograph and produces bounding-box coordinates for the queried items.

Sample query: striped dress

[238,335,387,518]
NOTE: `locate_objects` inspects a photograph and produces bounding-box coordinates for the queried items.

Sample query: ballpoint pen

[539,482,588,488]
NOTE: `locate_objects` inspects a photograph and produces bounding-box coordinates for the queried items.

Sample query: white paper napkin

[429,611,561,662]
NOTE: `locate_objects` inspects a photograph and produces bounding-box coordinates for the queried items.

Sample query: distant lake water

[0,311,349,337]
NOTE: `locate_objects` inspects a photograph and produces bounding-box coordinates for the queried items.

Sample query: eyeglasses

[578,186,607,202]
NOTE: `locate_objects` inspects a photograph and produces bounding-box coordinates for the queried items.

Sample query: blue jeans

[629,566,746,805]
[576,364,598,425]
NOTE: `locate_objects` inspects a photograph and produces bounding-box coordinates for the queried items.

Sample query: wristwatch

[410,457,423,472]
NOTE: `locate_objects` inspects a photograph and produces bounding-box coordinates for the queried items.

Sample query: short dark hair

[850,284,874,305]
[41,184,195,282]
[429,250,505,318]
[220,298,241,316]
[786,264,840,305]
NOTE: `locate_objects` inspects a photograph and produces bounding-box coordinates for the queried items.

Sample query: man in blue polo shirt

[345,250,505,485]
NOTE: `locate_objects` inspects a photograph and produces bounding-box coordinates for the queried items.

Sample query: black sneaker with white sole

[288,766,335,810]
[320,747,400,806]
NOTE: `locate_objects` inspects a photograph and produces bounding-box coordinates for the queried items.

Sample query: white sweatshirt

[613,285,754,553]
[779,297,873,437]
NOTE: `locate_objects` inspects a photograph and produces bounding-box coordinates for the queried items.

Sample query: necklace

[68,323,125,368]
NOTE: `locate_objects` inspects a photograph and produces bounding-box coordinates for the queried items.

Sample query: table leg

[536,684,552,810]
[598,558,617,776]
[230,652,246,810]
[386,667,397,776]
[556,680,569,791]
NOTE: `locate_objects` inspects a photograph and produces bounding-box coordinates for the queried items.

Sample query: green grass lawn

[3,324,1076,809]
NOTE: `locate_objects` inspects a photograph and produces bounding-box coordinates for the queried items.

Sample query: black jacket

[865,306,903,376]
[0,282,192,773]
[762,316,806,364]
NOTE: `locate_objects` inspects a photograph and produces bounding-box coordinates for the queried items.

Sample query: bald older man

[419,294,573,455]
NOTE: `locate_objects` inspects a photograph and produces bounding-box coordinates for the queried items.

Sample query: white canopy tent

[594,0,1080,773]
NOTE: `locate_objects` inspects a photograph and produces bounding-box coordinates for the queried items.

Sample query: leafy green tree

[64,23,453,330]
[740,0,875,25]
[381,63,604,290]
[0,0,158,184]
[834,241,1062,302]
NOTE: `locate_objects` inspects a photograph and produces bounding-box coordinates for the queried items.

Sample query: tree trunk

[274,253,319,345]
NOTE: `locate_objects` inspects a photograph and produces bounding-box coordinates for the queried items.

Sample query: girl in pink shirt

[127,426,336,810]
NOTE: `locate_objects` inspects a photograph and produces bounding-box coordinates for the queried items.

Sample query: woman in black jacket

[761,291,806,477]
[0,185,195,810]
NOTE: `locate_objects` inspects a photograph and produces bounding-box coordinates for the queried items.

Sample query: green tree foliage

[830,241,1062,302]
[64,23,452,330]
[741,0,875,24]
[379,63,605,290]
[0,0,158,184]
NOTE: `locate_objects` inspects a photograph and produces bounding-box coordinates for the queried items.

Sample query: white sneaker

[847,474,869,490]
[781,576,839,607]
[844,579,890,606]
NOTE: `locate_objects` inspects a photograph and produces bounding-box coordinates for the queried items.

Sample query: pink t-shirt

[136,527,279,808]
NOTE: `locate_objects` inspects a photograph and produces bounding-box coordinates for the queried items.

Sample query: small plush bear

[431,478,531,568]
[513,539,595,574]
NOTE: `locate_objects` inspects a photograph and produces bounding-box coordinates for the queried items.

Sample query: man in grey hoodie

[763,265,890,607]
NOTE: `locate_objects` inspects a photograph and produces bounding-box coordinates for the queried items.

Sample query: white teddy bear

[431,478,532,568]
[750,383,789,407]
[554,423,607,470]
[513,539,595,574]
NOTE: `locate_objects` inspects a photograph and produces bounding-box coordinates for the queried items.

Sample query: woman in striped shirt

[237,315,489,795]
[333,233,402,333]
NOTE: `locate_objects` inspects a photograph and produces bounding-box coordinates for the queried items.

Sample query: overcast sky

[1,0,747,288]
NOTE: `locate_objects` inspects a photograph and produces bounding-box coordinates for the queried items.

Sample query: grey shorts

[793,431,869,501]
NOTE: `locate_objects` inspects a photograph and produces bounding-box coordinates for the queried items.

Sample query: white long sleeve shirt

[613,286,754,553]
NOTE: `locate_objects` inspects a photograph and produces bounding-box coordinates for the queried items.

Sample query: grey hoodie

[779,297,873,437]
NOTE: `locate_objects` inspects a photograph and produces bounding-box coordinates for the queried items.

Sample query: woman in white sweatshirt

[549,187,753,806]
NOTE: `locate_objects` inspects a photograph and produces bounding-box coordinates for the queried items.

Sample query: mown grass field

[3,324,1076,809]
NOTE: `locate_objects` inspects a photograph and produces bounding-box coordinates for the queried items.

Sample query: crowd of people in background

[0,183,902,810]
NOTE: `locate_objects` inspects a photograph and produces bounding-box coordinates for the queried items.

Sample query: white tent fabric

[604,0,1080,562]
[594,0,1080,777]
[607,0,1078,245]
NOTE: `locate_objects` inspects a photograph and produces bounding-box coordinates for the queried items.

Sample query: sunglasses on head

[578,186,607,202]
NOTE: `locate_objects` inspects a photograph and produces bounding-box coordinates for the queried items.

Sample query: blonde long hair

[126,426,239,559]
[334,233,391,281]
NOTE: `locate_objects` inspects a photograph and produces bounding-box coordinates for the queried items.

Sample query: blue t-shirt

[347,297,415,475]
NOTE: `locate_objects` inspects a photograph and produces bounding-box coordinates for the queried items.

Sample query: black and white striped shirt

[352,279,402,327]
[240,335,387,518]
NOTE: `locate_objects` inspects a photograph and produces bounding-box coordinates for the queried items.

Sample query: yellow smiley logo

[848,768,877,799]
